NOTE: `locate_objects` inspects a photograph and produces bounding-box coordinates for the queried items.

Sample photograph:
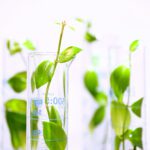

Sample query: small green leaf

[7,40,11,49]
[86,21,92,29]
[7,41,22,55]
[43,121,67,150]
[5,99,26,113]
[8,71,27,93]
[32,60,54,90]
[95,91,107,105]
[131,98,143,117]
[110,65,130,100]
[23,40,36,50]
[89,106,106,132]
[114,136,121,150]
[84,32,97,43]
[128,128,143,148]
[5,99,26,149]
[111,101,131,136]
[68,25,75,31]
[76,18,84,23]
[130,40,139,52]
[49,105,62,127]
[58,46,82,63]
[84,71,98,97]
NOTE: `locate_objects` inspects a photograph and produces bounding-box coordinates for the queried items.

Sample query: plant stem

[44,21,66,120]
[122,52,132,150]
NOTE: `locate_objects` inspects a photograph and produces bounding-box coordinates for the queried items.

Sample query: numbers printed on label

[32,96,65,108]
[47,97,64,105]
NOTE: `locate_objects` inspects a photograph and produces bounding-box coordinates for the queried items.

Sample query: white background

[0,0,150,149]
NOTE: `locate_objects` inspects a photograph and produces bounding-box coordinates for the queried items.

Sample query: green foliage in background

[110,66,130,101]
[76,18,97,43]
[110,40,143,150]
[5,99,26,150]
[6,39,37,150]
[8,71,27,93]
[7,40,35,55]
[84,70,107,132]
[79,18,107,133]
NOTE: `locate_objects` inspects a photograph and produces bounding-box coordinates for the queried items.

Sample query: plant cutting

[5,39,37,150]
[77,18,107,131]
[30,21,82,150]
[84,71,107,131]
[110,40,144,150]
[76,18,97,43]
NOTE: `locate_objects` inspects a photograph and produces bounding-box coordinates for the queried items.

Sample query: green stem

[44,21,66,120]
[122,52,132,150]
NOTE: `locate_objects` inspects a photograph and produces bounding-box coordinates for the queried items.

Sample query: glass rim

[28,51,73,66]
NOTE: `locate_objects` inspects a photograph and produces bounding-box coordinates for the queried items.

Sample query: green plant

[31,21,81,150]
[110,40,143,150]
[76,18,97,43]
[5,39,37,150]
[78,18,107,132]
[84,71,107,132]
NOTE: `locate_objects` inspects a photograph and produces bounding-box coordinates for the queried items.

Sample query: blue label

[32,130,41,136]
[33,99,43,107]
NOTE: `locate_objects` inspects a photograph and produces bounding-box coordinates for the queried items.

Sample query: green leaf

[84,32,97,43]
[76,18,84,23]
[8,71,27,93]
[7,41,22,55]
[32,60,54,90]
[7,40,11,49]
[5,99,26,149]
[84,71,98,97]
[49,105,62,127]
[86,21,92,29]
[95,91,108,105]
[43,121,67,150]
[130,40,139,52]
[58,46,82,63]
[128,128,143,148]
[131,98,143,117]
[110,65,130,100]
[89,106,106,132]
[111,101,131,136]
[123,129,132,139]
[114,136,121,150]
[68,25,75,31]
[23,40,36,50]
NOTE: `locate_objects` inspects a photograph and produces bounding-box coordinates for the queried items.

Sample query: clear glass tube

[107,45,146,150]
[27,52,70,150]
[81,42,110,150]
[2,40,27,150]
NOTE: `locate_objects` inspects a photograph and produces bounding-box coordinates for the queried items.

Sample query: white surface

[0,0,150,149]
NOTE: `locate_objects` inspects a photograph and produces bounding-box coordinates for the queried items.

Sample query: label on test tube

[47,97,65,105]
